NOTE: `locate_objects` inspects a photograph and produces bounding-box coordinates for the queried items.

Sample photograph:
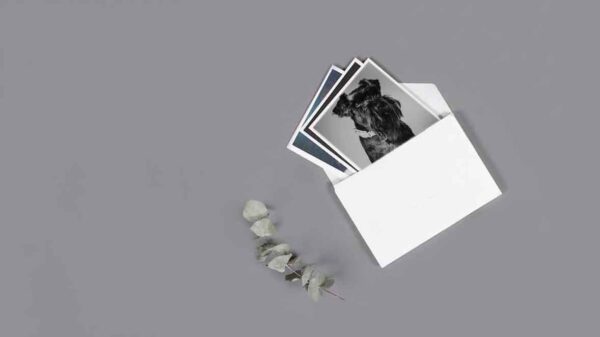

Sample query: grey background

[1,1,599,336]
[313,61,440,168]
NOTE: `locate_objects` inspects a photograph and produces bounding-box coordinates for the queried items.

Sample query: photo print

[287,65,350,173]
[302,59,363,172]
[308,59,440,169]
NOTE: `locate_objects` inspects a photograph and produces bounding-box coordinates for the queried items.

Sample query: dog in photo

[308,59,440,169]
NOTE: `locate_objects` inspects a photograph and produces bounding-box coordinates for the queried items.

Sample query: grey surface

[1,1,599,336]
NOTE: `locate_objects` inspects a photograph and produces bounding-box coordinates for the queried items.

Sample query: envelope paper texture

[329,84,501,267]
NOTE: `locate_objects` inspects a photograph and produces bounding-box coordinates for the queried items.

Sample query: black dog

[332,79,414,163]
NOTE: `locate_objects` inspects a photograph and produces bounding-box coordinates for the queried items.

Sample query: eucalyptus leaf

[301,265,314,286]
[308,286,321,302]
[310,270,325,287]
[256,239,275,250]
[257,254,268,262]
[308,271,325,302]
[288,255,302,270]
[242,200,269,222]
[321,277,335,289]
[242,201,342,301]
[288,255,299,265]
[257,242,290,262]
[256,240,276,261]
[267,254,292,273]
[265,243,290,255]
[250,218,276,237]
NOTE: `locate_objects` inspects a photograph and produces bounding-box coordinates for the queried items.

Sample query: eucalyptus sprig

[242,200,344,302]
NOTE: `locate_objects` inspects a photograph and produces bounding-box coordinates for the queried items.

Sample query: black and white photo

[308,59,440,169]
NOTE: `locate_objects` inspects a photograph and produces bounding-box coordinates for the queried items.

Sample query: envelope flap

[334,114,501,267]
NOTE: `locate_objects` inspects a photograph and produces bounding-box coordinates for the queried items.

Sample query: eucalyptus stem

[285,265,302,278]
[244,199,343,302]
[285,265,345,301]
[322,287,346,301]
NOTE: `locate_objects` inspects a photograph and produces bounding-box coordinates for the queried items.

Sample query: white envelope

[324,83,501,268]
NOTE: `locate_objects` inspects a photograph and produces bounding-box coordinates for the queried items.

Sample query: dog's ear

[368,79,381,93]
[333,94,352,117]
[355,79,379,94]
[357,79,369,88]
[351,79,381,102]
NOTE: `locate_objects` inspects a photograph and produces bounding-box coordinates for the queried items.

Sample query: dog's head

[350,79,381,103]
[333,79,383,117]
[332,79,383,132]
[332,79,410,143]
[332,93,352,117]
